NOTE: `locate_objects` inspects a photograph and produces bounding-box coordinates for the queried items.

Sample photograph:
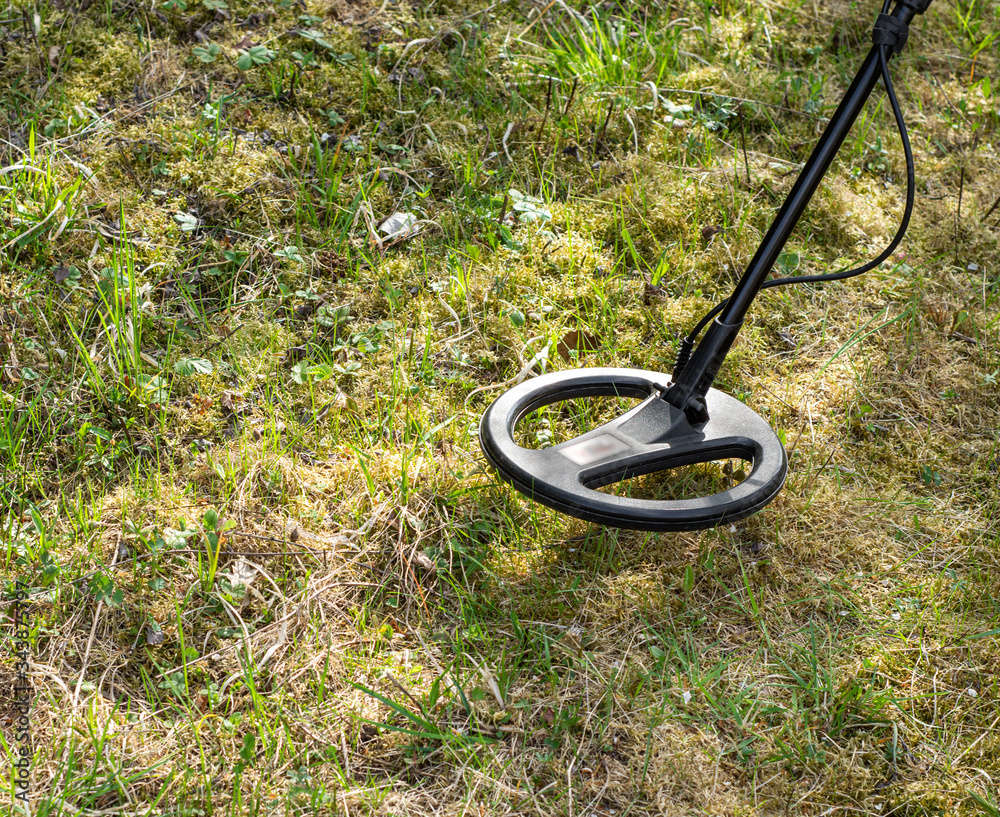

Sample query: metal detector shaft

[665,0,932,421]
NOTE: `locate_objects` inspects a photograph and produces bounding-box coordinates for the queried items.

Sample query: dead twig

[739,103,752,185]
[983,190,1000,224]
[537,76,553,138]
[955,166,965,266]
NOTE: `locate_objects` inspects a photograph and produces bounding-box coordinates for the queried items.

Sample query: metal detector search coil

[480,0,932,532]
[480,369,787,532]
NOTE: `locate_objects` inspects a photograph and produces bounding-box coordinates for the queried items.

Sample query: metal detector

[480,0,932,531]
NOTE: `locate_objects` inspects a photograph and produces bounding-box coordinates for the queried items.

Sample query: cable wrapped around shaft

[872,13,909,53]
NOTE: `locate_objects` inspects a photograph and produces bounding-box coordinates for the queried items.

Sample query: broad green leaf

[298,29,334,50]
[174,358,214,376]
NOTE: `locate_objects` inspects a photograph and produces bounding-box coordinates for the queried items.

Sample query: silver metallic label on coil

[559,434,630,466]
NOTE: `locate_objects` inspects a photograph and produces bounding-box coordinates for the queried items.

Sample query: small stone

[380,211,419,240]
[411,551,437,572]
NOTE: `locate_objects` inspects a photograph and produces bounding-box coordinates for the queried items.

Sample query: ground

[1,0,999,814]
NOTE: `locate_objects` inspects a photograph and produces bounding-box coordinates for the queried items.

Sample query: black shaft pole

[665,0,931,422]
[720,49,887,322]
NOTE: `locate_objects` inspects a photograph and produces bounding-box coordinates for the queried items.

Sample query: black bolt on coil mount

[480,0,932,531]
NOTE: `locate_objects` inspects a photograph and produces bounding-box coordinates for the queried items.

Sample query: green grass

[1,0,999,814]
